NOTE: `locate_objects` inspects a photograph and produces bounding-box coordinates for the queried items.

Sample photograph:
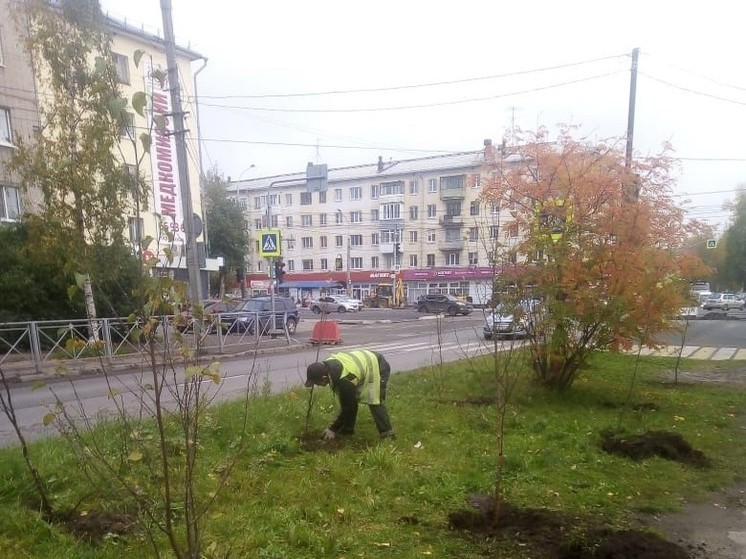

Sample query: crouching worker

[305,349,395,440]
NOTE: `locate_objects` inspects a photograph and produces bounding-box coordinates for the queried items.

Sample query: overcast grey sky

[100,0,746,233]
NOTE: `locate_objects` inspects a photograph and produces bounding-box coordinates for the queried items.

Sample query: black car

[222,296,299,335]
[416,294,473,315]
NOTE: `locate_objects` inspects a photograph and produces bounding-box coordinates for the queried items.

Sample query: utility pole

[625,48,639,171]
[160,0,202,304]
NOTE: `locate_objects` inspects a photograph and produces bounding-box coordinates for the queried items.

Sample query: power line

[192,54,629,100]
[196,71,624,113]
[640,72,746,106]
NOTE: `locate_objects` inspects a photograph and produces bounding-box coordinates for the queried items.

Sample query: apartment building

[0,3,218,295]
[228,140,519,305]
[0,0,42,222]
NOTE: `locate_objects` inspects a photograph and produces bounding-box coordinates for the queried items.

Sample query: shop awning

[279,280,345,289]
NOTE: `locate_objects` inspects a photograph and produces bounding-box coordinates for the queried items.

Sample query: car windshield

[239,300,270,312]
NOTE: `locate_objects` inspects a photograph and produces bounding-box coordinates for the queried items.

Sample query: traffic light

[394,243,401,255]
[274,260,286,283]
[235,267,244,282]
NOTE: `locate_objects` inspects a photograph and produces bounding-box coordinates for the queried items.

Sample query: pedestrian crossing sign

[260,229,282,257]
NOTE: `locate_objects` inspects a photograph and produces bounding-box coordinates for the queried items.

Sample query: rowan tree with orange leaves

[481,127,709,391]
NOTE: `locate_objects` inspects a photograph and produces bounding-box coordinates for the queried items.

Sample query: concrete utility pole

[625,47,640,171]
[160,0,202,304]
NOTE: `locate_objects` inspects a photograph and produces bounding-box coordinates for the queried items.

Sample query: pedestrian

[305,349,395,440]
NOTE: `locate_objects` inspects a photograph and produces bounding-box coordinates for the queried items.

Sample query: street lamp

[337,210,352,297]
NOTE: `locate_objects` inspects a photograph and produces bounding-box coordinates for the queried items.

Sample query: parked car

[222,296,299,334]
[309,294,361,314]
[701,293,744,311]
[483,301,537,340]
[416,294,473,315]
[177,299,239,333]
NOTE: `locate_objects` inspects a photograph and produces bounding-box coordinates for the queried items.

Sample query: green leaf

[67,284,78,301]
[139,132,152,154]
[74,272,87,289]
[108,97,128,118]
[133,49,146,68]
[42,412,56,426]
[132,91,147,117]
[151,68,168,89]
[153,114,167,134]
[127,450,143,462]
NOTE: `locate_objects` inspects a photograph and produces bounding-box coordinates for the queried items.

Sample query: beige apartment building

[228,140,519,306]
[0,3,218,295]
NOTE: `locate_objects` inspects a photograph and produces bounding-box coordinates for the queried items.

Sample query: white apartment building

[228,140,520,305]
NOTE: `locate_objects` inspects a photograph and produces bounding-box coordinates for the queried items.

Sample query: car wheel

[724,305,729,311]
[311,306,321,314]
[417,305,426,313]
[484,333,493,340]
[447,306,458,316]
[286,318,298,334]
[338,306,347,313]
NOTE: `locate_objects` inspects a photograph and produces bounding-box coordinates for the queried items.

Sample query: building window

[319,190,327,203]
[409,180,419,195]
[371,256,379,269]
[468,252,478,265]
[409,254,418,267]
[350,234,363,246]
[427,253,436,267]
[350,210,362,223]
[489,226,499,240]
[350,257,363,269]
[254,218,262,229]
[320,258,328,270]
[507,222,519,237]
[470,201,480,216]
[333,188,342,202]
[409,206,418,220]
[409,230,418,242]
[380,181,403,196]
[445,201,461,216]
[382,203,401,220]
[335,235,343,248]
[302,259,314,270]
[371,232,379,245]
[428,178,437,193]
[287,260,295,271]
[128,216,144,242]
[491,203,500,214]
[300,192,312,205]
[445,252,460,266]
[472,174,481,188]
[469,227,478,242]
[427,204,437,218]
[302,237,313,249]
[350,186,362,200]
[301,214,313,227]
[371,209,379,221]
[286,216,293,228]
[371,184,379,199]
[335,211,344,225]
[320,236,328,248]
[319,213,327,226]
[285,237,295,250]
[120,111,135,138]
[112,53,130,84]
[285,193,292,206]
[0,107,12,145]
[427,232,436,243]
[445,228,461,242]
[1,185,21,221]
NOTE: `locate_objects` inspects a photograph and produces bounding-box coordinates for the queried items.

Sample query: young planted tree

[9,0,145,336]
[481,127,708,391]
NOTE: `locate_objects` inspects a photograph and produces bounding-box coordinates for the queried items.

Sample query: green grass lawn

[1,352,745,558]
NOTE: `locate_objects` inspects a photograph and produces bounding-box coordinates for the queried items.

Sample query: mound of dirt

[448,493,692,559]
[600,430,711,468]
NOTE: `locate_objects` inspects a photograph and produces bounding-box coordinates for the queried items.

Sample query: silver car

[702,293,744,311]
[483,301,537,340]
[310,295,361,314]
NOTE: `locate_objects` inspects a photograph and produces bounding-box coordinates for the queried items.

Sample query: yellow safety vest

[327,350,381,405]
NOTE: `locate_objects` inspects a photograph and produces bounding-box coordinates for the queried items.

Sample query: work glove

[322,428,336,441]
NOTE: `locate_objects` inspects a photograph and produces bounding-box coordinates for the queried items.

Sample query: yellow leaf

[42,412,56,426]
[128,450,143,462]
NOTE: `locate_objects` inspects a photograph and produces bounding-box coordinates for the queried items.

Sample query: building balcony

[439,214,463,226]
[440,187,465,201]
[437,239,464,251]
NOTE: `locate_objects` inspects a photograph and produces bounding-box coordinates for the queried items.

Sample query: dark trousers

[369,355,393,435]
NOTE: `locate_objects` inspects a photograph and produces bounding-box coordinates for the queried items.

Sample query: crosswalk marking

[325,341,746,361]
